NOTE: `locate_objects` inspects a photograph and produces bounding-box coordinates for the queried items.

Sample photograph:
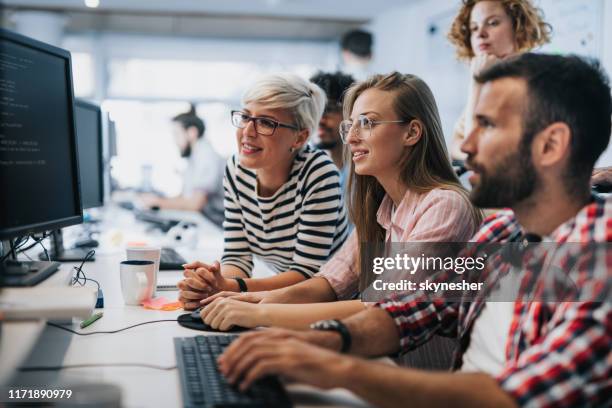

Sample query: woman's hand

[200,297,267,331]
[470,53,500,77]
[199,286,294,306]
[177,261,236,309]
[200,290,269,306]
[218,329,349,391]
[592,166,612,187]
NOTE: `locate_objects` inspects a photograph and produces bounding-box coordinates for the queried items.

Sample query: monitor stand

[38,230,95,263]
[0,259,60,287]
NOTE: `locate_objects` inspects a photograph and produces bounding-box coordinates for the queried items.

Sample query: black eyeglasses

[231,110,299,136]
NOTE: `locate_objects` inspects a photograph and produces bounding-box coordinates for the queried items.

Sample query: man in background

[309,71,354,191]
[340,29,373,81]
[141,105,225,226]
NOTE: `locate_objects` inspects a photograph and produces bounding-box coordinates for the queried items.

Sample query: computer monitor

[75,99,104,209]
[107,114,117,159]
[105,113,119,193]
[42,99,104,263]
[0,28,83,286]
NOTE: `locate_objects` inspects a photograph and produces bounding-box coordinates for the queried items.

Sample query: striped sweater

[221,145,349,278]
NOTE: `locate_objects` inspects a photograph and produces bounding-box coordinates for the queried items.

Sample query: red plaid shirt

[377,195,611,407]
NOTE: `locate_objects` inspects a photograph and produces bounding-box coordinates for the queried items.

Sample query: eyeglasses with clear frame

[231,110,299,136]
[339,115,408,143]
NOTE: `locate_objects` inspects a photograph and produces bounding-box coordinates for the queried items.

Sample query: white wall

[369,2,469,153]
[369,0,612,167]
[598,0,612,166]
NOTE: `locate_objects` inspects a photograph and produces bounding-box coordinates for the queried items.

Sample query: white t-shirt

[460,268,523,375]
[183,139,225,225]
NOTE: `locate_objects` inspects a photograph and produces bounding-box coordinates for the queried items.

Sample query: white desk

[1,205,373,408]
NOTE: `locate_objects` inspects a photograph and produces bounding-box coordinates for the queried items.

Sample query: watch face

[313,319,338,330]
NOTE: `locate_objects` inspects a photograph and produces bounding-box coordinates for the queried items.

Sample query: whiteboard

[426,8,462,69]
[539,0,604,59]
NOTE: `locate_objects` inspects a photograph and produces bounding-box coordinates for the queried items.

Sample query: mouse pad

[177,313,249,333]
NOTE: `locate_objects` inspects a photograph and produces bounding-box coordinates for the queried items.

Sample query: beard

[316,139,339,150]
[315,123,340,150]
[468,141,538,208]
[180,144,192,158]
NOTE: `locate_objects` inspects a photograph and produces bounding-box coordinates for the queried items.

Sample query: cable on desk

[16,233,48,254]
[38,236,50,261]
[0,235,41,262]
[47,319,178,335]
[19,232,49,253]
[19,363,177,372]
[71,249,100,291]
[2,236,26,261]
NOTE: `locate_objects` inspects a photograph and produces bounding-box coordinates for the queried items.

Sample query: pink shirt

[316,188,479,299]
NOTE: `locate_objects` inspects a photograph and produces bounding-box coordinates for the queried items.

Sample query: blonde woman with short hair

[178,73,350,307]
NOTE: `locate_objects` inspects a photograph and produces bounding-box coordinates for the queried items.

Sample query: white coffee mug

[120,260,156,305]
[126,246,161,297]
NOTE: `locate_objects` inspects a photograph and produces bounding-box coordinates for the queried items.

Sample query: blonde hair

[448,0,552,61]
[242,73,326,138]
[343,72,483,291]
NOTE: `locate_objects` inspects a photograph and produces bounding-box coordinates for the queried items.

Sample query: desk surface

[1,205,373,408]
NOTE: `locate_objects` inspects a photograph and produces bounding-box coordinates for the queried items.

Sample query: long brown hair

[343,72,482,291]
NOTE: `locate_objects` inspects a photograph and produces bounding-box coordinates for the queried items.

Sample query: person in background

[197,72,481,331]
[140,105,225,226]
[340,29,373,81]
[447,0,551,161]
[216,53,612,408]
[592,165,612,192]
[309,71,355,191]
[177,74,349,307]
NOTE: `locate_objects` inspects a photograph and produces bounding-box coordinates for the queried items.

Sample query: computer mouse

[177,308,248,333]
[190,307,204,320]
[117,201,135,211]
[74,238,99,248]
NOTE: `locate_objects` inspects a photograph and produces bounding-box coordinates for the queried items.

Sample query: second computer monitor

[75,99,104,209]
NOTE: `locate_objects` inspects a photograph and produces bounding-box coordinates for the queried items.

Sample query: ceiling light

[84,0,100,8]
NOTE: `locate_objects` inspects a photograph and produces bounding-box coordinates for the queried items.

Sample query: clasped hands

[177,261,268,330]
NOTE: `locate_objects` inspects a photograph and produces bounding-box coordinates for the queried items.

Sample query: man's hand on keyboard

[178,260,231,309]
[218,329,350,391]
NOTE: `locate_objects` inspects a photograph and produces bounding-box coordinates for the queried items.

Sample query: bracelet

[234,277,248,292]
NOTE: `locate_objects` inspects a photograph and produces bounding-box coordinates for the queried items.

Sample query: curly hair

[447,0,552,61]
[309,71,355,107]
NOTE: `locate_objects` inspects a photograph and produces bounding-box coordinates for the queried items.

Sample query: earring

[289,147,295,152]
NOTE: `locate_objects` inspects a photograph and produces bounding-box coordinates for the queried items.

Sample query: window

[71,52,94,97]
[105,58,320,195]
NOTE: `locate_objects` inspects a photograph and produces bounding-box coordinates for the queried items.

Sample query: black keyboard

[134,209,181,232]
[174,335,293,408]
[160,247,187,270]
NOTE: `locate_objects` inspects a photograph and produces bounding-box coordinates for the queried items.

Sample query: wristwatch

[234,277,248,292]
[310,319,352,353]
